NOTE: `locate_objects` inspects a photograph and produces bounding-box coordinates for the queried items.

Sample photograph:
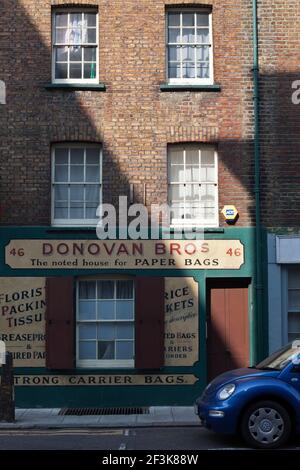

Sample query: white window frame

[166,8,214,85]
[168,145,219,228]
[52,8,99,84]
[51,143,102,227]
[76,278,135,369]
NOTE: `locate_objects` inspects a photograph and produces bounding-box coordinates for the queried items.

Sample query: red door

[207,282,250,381]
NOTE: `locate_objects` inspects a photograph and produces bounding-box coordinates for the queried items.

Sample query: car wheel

[241,400,291,449]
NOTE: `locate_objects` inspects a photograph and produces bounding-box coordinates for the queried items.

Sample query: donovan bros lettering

[6,239,244,270]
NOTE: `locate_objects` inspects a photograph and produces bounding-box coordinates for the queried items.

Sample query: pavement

[0,407,200,429]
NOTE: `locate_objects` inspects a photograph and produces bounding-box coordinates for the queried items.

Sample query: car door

[280,361,300,393]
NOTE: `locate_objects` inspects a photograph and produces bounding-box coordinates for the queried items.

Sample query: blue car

[194,342,300,448]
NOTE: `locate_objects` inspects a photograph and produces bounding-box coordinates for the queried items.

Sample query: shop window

[45,276,165,370]
[166,9,213,84]
[51,143,102,226]
[77,279,135,368]
[52,9,99,83]
[288,267,300,342]
[168,144,218,227]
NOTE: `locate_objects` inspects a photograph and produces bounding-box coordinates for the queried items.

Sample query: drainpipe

[252,0,264,362]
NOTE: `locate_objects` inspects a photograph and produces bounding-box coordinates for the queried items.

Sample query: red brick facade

[2,1,295,228]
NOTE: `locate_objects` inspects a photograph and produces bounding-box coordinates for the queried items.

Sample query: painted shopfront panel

[0,227,255,407]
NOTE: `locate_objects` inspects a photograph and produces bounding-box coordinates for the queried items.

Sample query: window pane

[70,165,84,182]
[70,184,84,201]
[55,165,68,182]
[168,46,180,62]
[168,13,180,26]
[98,341,115,359]
[84,13,97,27]
[200,185,216,219]
[84,63,97,79]
[116,280,133,299]
[168,28,180,43]
[87,29,97,43]
[170,184,184,203]
[70,46,82,62]
[97,280,114,299]
[54,207,68,219]
[55,148,68,164]
[197,13,209,26]
[185,184,200,202]
[170,165,185,182]
[97,301,115,320]
[85,185,99,203]
[86,166,100,182]
[182,28,194,43]
[201,149,215,181]
[169,147,184,164]
[116,341,134,360]
[116,324,134,340]
[79,281,96,299]
[55,62,68,79]
[70,205,84,219]
[79,341,96,359]
[86,206,98,219]
[186,148,199,165]
[183,64,195,78]
[98,323,116,340]
[197,46,209,62]
[185,166,199,182]
[78,300,96,320]
[289,291,300,309]
[196,28,209,43]
[197,64,209,79]
[170,204,185,222]
[84,47,97,62]
[288,312,300,333]
[116,300,134,320]
[86,148,100,164]
[182,46,195,63]
[79,324,97,340]
[55,184,68,201]
[70,148,84,164]
[168,63,181,79]
[55,13,68,27]
[288,267,300,288]
[55,29,68,44]
[55,47,68,62]
[69,63,82,79]
[182,13,195,26]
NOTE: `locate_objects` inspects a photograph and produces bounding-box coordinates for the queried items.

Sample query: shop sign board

[5,239,244,270]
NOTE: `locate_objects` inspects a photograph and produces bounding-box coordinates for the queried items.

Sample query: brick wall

[0,0,255,226]
[258,0,300,227]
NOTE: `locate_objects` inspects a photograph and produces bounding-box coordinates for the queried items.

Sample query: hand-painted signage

[10,374,197,386]
[0,278,46,367]
[5,239,244,270]
[164,278,198,366]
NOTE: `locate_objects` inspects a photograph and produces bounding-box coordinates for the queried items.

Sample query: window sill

[160,84,221,92]
[44,83,106,91]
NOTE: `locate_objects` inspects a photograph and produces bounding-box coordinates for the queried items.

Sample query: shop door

[207,282,250,381]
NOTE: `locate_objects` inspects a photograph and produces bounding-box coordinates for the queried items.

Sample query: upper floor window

[52,10,98,83]
[168,145,218,227]
[52,143,102,226]
[166,10,213,85]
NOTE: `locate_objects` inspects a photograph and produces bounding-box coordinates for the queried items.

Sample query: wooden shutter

[135,277,165,369]
[46,277,75,369]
